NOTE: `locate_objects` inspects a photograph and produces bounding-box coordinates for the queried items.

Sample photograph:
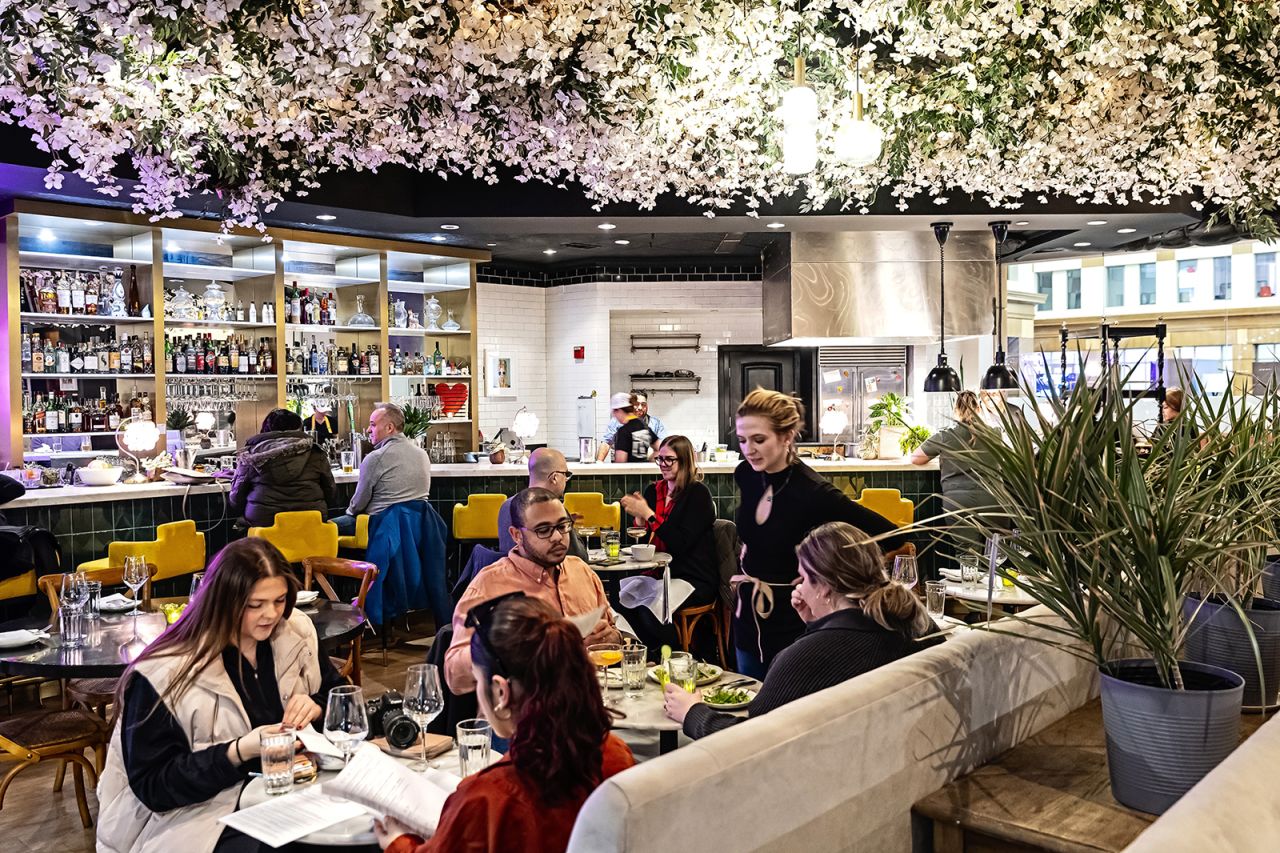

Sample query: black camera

[365,690,419,750]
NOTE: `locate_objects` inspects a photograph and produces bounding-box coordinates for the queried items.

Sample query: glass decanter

[348,294,376,327]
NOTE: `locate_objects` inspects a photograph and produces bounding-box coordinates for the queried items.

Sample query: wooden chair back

[38,563,158,614]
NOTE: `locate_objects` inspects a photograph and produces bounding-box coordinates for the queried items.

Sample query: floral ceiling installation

[0,0,1277,233]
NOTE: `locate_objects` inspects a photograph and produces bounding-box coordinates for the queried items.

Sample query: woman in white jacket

[97,538,347,853]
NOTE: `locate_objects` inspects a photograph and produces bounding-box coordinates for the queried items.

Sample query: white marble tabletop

[607,669,756,733]
[944,580,1039,608]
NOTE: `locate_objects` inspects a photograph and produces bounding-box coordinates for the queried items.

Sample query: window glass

[1066,269,1081,310]
[1139,263,1156,305]
[1106,266,1125,307]
[1177,259,1196,303]
[1212,256,1231,300]
[1036,272,1054,311]
[1258,253,1276,297]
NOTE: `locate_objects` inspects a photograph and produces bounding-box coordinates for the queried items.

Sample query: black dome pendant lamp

[981,220,1019,391]
[924,221,962,393]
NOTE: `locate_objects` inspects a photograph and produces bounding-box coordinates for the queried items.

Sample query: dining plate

[701,688,756,711]
[295,590,320,606]
[0,629,46,649]
[98,594,140,613]
[647,662,722,686]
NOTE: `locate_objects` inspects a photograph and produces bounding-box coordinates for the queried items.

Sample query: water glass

[622,645,648,699]
[959,555,981,588]
[668,651,697,693]
[604,530,621,559]
[456,719,492,777]
[59,604,86,649]
[404,664,445,771]
[260,725,296,795]
[925,580,947,620]
[893,555,919,590]
[83,580,102,619]
[323,685,369,765]
[340,451,355,473]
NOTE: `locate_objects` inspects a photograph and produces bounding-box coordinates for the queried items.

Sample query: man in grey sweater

[331,402,431,535]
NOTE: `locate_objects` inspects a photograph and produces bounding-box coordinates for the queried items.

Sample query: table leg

[659,730,678,754]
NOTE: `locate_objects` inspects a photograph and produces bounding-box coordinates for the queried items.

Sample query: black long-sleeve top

[642,480,719,603]
[733,460,908,667]
[120,637,345,812]
[684,608,941,739]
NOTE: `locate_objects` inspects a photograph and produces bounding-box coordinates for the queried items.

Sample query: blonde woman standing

[732,389,907,678]
[664,522,940,737]
[910,390,994,516]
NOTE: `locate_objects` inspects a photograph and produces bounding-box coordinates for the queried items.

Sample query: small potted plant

[867,392,930,458]
[401,404,432,449]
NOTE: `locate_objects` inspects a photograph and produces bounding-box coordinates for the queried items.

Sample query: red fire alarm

[573,346,585,360]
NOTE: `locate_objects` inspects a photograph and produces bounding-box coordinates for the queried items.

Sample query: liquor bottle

[85,269,100,316]
[67,397,83,433]
[228,337,239,373]
[126,265,142,317]
[248,300,257,324]
[262,339,274,374]
[108,339,121,373]
[218,340,230,374]
[30,336,44,374]
[109,266,126,317]
[107,395,122,431]
[44,338,57,374]
[319,291,329,326]
[31,395,46,434]
[170,338,182,374]
[22,395,33,435]
[329,290,339,325]
[37,272,58,314]
[294,338,305,376]
[69,272,86,313]
[369,344,380,375]
[290,284,302,325]
[245,338,257,374]
[235,300,245,322]
[56,272,72,315]
[206,335,218,374]
[45,394,61,433]
[141,391,153,420]
[309,337,319,375]
[20,333,31,372]
[262,300,273,324]
[56,341,70,374]
[432,341,443,376]
[138,334,150,372]
[120,336,133,373]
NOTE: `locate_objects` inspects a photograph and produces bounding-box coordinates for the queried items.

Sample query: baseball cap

[609,392,633,410]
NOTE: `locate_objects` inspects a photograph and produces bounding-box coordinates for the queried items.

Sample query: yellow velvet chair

[76,520,206,582]
[249,511,339,563]
[563,492,621,532]
[0,572,37,604]
[855,488,915,528]
[452,494,507,541]
[338,514,370,551]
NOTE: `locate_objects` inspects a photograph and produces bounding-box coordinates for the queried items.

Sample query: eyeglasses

[522,518,574,539]
[465,591,527,677]
[552,470,574,482]
[654,455,679,467]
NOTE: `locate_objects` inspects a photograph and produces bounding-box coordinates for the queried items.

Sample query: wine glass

[404,664,445,771]
[122,556,148,640]
[578,524,600,554]
[323,685,369,766]
[587,643,623,707]
[892,554,919,590]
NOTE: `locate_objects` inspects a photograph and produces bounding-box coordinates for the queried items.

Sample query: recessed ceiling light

[430,235,448,242]
[1014,220,1031,226]
[1117,227,1137,234]
[486,242,498,247]
[440,223,460,230]
[1073,241,1092,247]
[614,239,631,245]
[165,240,180,253]
[543,249,558,255]
[597,223,617,231]
[765,222,786,229]
[1086,219,1108,225]
[37,227,55,242]
[315,214,337,222]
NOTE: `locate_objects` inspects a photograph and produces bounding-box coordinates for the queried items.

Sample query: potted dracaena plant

[956,360,1280,815]
[401,404,433,448]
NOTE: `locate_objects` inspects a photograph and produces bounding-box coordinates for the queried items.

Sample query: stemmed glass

[58,573,88,648]
[892,554,919,590]
[122,556,148,640]
[404,664,445,771]
[323,685,369,766]
[587,643,622,707]
[578,524,600,554]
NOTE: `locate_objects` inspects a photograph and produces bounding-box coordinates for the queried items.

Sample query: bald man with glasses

[496,448,589,561]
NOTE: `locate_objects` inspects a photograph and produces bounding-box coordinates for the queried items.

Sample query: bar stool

[249,511,340,564]
[302,557,378,685]
[76,519,207,582]
[674,601,728,667]
[338,514,370,552]
[452,494,507,542]
[563,492,621,533]
[855,488,915,527]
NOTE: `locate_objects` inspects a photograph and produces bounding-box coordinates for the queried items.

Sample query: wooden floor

[0,632,432,852]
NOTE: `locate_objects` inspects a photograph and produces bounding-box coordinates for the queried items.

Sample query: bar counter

[1,458,940,577]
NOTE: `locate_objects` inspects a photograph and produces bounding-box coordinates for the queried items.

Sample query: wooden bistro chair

[674,602,728,668]
[38,564,158,730]
[0,707,109,828]
[302,557,378,686]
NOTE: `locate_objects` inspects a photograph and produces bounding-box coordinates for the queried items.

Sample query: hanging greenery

[0,1,1276,235]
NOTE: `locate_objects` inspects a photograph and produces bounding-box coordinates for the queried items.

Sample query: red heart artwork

[435,383,469,417]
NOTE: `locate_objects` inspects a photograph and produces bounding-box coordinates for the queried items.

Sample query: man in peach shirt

[445,487,620,694]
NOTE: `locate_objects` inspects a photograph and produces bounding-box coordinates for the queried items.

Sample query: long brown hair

[116,538,298,715]
[954,390,980,425]
[795,522,931,635]
[657,434,702,497]
[736,388,804,465]
[470,596,617,806]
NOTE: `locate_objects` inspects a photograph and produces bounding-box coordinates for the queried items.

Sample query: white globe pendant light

[781,57,818,175]
[834,52,882,167]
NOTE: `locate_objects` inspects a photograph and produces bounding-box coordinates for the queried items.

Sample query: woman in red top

[619,435,721,659]
[376,593,633,853]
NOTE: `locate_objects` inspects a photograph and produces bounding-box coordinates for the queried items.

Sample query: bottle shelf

[387,327,471,336]
[391,374,472,381]
[163,262,273,282]
[21,312,153,326]
[164,317,275,330]
[22,373,156,380]
[286,323,381,334]
[284,271,378,288]
[20,250,151,272]
[22,431,107,439]
[386,280,470,294]
[167,374,279,381]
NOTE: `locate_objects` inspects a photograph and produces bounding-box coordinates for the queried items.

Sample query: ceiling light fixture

[430,235,448,242]
[1073,241,1092,247]
[781,56,818,175]
[833,36,883,167]
[486,242,498,247]
[1117,228,1137,234]
[981,221,1018,391]
[440,223,460,230]
[1086,220,1108,225]
[924,222,962,393]
[765,222,786,229]
[597,223,617,231]
[543,249,558,255]
[614,239,631,245]
[315,214,337,221]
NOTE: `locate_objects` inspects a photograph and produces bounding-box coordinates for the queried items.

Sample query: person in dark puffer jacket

[229,409,336,527]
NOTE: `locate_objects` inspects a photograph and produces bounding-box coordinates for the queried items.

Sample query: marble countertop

[4,457,936,509]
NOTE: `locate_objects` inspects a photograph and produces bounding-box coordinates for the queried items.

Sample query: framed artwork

[485,350,517,398]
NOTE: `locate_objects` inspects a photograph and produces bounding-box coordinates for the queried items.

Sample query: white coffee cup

[631,544,656,561]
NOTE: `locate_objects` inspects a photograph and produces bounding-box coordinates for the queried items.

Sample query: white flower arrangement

[0,1,1275,235]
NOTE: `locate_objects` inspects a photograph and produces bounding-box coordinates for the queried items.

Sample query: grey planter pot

[1183,593,1280,709]
[1263,559,1280,602]
[1099,659,1243,815]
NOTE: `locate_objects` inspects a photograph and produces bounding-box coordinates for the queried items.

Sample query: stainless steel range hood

[763,231,995,346]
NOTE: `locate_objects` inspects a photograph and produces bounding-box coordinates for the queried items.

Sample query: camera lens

[383,709,420,751]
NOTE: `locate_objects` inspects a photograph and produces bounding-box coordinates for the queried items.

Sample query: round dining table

[606,667,754,754]
[0,599,366,678]
[587,550,671,608]
[944,580,1038,610]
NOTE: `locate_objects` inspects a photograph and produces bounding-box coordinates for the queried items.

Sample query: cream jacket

[96,609,323,853]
